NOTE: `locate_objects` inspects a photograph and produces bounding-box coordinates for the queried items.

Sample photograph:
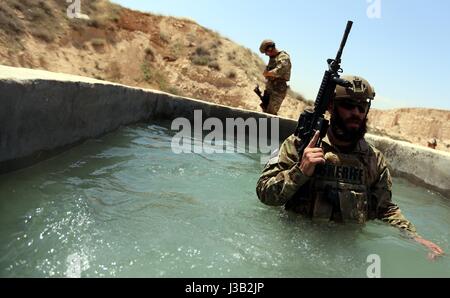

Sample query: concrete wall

[0,66,294,173]
[366,134,450,198]
[1,65,449,197]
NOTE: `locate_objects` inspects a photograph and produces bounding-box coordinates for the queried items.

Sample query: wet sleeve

[256,136,310,206]
[372,153,418,236]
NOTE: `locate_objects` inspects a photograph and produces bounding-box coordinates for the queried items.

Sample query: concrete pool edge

[366,134,450,198]
[1,65,449,198]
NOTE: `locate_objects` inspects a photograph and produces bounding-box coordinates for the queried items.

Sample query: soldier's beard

[330,110,368,143]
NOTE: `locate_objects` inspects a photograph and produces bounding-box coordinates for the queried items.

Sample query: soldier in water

[256,75,444,259]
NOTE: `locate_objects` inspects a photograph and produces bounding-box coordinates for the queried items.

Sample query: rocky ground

[0,0,448,151]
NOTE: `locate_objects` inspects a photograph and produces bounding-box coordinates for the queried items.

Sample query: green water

[1,123,449,277]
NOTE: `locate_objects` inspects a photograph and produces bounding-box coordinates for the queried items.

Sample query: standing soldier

[258,40,292,115]
[256,75,444,259]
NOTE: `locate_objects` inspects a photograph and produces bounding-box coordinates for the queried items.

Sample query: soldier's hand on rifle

[263,70,274,79]
[300,131,325,177]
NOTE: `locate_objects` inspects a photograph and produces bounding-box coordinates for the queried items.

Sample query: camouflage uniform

[264,51,291,115]
[256,134,417,235]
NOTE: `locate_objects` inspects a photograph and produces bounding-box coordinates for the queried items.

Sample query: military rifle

[254,84,270,111]
[294,21,354,154]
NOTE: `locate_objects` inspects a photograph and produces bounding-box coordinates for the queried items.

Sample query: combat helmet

[259,39,276,53]
[335,75,376,104]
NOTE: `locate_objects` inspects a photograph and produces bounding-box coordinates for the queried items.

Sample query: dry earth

[0,0,448,151]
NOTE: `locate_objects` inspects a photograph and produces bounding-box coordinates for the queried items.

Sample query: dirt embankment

[368,108,450,152]
[0,0,448,151]
[0,0,309,120]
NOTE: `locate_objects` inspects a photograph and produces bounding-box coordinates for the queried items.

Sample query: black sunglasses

[337,101,369,113]
[264,46,275,53]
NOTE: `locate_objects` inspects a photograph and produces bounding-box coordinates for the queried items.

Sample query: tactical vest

[286,144,371,224]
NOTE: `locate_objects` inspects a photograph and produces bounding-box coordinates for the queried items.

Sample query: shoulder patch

[267,148,280,166]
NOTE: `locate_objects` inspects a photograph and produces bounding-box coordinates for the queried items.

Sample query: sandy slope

[0,0,448,151]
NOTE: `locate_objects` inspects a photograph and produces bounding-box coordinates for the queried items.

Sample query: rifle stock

[254,85,270,111]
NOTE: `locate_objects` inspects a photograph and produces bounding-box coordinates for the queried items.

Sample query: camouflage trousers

[264,80,288,115]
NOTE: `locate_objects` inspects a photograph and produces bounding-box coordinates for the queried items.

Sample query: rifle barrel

[335,21,353,62]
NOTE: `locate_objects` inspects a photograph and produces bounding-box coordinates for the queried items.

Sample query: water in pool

[1,123,449,277]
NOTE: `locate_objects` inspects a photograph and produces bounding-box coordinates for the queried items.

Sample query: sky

[111,0,450,110]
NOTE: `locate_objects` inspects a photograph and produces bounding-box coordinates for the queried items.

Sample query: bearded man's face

[330,99,369,143]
